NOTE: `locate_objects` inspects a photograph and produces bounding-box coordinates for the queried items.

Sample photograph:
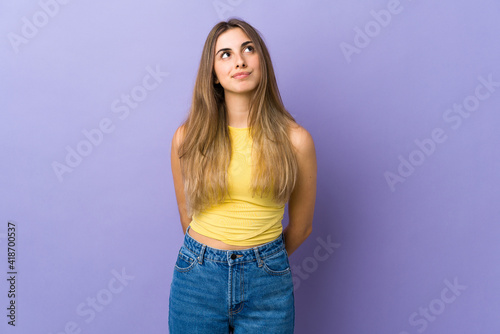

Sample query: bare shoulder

[288,122,315,155]
[172,124,187,151]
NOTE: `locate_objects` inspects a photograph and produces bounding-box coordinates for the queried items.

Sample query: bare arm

[171,125,191,234]
[284,125,317,256]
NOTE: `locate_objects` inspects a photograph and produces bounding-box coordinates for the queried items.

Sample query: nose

[234,52,246,68]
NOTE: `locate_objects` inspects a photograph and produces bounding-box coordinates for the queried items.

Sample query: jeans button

[231,254,237,260]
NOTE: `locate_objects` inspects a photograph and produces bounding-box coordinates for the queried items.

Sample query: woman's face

[213,27,261,96]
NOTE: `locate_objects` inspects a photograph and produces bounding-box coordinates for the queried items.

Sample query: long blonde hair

[178,18,298,218]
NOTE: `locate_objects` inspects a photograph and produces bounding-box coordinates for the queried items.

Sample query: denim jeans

[168,226,295,333]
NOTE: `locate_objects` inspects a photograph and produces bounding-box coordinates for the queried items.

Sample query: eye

[219,45,254,59]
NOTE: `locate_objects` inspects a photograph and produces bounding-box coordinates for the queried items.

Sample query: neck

[224,91,252,128]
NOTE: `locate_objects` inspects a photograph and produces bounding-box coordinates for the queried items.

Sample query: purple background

[2,0,500,333]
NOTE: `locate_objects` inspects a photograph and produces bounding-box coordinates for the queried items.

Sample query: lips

[233,71,251,79]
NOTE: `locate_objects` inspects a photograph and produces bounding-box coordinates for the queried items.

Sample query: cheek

[213,64,221,78]
[250,58,260,73]
[253,67,262,80]
[214,63,230,78]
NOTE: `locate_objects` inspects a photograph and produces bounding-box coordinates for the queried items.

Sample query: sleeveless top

[188,125,285,246]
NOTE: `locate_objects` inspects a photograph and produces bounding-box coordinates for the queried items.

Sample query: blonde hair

[178,18,298,218]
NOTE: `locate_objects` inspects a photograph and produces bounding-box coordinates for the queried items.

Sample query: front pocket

[174,247,197,273]
[262,249,291,276]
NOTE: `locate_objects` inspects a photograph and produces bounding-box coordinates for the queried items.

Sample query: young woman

[169,18,317,333]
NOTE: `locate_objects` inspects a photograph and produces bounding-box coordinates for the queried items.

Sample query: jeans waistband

[183,226,286,265]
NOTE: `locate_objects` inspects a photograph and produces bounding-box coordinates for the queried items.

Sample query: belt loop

[253,247,263,267]
[198,245,206,265]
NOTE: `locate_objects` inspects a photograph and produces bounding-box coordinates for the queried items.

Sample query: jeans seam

[262,249,291,276]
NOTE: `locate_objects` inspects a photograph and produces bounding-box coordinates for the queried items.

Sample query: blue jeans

[168,226,295,333]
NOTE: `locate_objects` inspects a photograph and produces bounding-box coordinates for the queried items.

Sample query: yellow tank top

[188,125,285,246]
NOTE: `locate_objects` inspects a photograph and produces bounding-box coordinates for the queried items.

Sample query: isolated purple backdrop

[1,0,499,333]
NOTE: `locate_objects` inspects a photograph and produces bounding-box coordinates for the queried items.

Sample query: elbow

[294,222,312,242]
[292,224,312,247]
[286,219,313,241]
[304,224,313,240]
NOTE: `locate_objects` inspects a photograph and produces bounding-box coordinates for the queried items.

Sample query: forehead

[215,27,252,50]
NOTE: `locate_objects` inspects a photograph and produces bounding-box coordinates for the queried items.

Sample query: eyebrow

[216,41,253,56]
